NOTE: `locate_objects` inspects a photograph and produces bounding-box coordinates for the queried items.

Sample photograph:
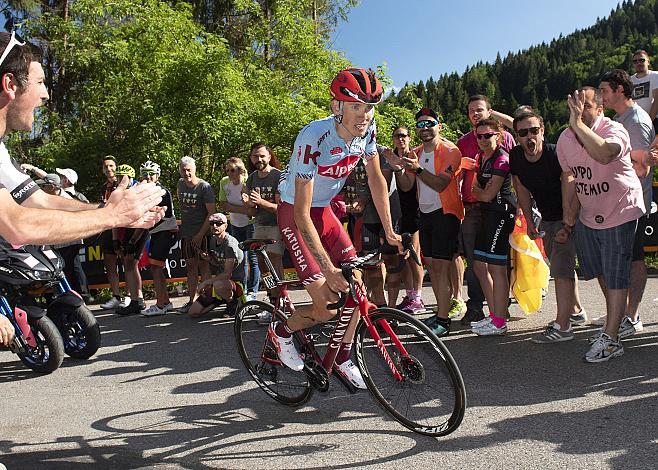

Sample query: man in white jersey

[274,68,403,388]
[630,49,658,126]
[0,31,164,345]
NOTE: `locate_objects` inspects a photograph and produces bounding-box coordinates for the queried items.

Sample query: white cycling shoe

[268,322,304,371]
[336,359,366,389]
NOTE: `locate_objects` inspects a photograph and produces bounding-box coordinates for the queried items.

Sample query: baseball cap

[208,213,228,224]
[35,173,61,187]
[415,107,439,121]
[55,167,78,185]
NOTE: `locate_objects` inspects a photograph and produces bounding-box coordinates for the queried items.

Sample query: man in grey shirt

[177,156,216,312]
[599,69,655,337]
[243,142,284,299]
[188,213,245,317]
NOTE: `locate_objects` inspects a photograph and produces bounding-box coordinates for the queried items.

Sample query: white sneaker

[618,316,643,339]
[267,322,304,371]
[471,316,492,328]
[584,332,624,363]
[473,321,508,336]
[336,359,366,389]
[141,304,168,317]
[122,296,131,308]
[100,297,122,310]
[162,302,174,313]
[246,293,258,302]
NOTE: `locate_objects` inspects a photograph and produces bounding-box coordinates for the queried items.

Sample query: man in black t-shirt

[510,111,586,343]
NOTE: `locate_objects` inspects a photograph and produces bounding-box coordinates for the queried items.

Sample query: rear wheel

[234,300,313,406]
[354,308,466,437]
[18,316,65,373]
[53,304,101,359]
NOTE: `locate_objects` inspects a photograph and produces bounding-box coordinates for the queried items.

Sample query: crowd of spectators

[23,54,658,364]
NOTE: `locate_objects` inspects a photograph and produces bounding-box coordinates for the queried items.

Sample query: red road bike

[233,235,466,437]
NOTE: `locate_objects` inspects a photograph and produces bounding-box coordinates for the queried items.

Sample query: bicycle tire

[234,300,313,406]
[354,308,466,437]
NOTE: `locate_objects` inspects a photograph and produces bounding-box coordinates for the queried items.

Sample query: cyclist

[0,31,165,247]
[274,67,403,388]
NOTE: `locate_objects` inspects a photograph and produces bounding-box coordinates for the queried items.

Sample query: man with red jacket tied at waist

[390,107,464,337]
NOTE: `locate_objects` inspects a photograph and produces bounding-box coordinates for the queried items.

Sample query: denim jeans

[229,223,260,294]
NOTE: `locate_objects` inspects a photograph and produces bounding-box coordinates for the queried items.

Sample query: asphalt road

[1,278,657,469]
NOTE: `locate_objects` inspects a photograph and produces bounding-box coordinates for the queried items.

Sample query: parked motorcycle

[0,243,65,373]
[0,242,101,373]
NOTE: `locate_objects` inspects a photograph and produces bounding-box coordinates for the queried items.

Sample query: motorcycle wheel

[18,316,65,373]
[56,304,101,359]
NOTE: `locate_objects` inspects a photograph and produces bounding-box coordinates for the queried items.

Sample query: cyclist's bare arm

[0,182,164,245]
[23,189,95,211]
[293,177,348,294]
[364,155,402,251]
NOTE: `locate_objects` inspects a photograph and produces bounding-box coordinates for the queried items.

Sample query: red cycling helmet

[330,68,383,104]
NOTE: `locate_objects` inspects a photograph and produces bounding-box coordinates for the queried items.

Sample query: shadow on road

[1,305,657,468]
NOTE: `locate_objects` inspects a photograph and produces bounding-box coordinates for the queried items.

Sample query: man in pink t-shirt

[556,86,645,363]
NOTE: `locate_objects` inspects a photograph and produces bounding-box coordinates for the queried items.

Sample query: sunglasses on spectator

[517,127,541,137]
[476,132,498,140]
[393,133,409,139]
[633,58,647,64]
[209,221,226,227]
[228,167,241,173]
[415,120,439,129]
[0,30,26,68]
[141,171,158,176]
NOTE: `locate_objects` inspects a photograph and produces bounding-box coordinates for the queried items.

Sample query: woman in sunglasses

[470,119,517,336]
[218,157,259,301]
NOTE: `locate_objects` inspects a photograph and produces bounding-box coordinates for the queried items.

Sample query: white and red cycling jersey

[278,115,378,285]
[278,115,378,207]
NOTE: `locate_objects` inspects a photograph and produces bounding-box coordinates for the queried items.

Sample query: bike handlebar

[326,232,420,310]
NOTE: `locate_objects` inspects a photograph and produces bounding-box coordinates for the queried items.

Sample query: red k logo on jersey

[318,154,361,179]
[303,145,320,165]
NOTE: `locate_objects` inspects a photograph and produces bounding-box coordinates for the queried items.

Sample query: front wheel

[52,304,102,359]
[354,308,466,437]
[18,316,65,373]
[234,300,313,406]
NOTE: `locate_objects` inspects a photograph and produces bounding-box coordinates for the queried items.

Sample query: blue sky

[330,0,624,90]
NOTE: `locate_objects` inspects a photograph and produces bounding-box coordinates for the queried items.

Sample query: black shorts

[418,209,460,260]
[632,216,647,262]
[100,230,115,255]
[361,220,401,253]
[121,229,150,258]
[148,231,178,263]
[473,209,515,266]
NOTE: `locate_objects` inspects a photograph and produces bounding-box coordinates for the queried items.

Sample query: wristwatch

[415,167,424,175]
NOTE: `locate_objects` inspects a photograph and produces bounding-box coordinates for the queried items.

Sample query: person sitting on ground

[188,213,245,318]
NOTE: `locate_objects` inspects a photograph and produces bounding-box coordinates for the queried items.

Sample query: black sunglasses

[633,58,647,64]
[415,120,438,129]
[476,132,498,140]
[517,127,541,137]
[209,221,226,226]
[393,133,409,139]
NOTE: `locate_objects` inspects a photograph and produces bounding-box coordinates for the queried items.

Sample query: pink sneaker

[396,296,411,311]
[402,298,425,314]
